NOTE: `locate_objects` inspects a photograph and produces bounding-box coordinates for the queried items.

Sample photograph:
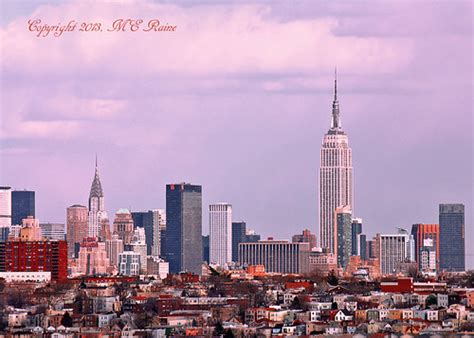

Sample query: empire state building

[319,73,353,254]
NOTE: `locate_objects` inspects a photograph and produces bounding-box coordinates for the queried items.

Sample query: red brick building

[0,240,68,280]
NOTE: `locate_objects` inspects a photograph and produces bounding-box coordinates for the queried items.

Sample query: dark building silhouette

[232,221,246,262]
[163,183,202,275]
[132,211,154,255]
[358,234,367,260]
[202,235,209,263]
[11,190,35,225]
[351,218,362,255]
[439,204,465,271]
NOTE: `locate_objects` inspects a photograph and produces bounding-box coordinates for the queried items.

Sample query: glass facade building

[335,206,352,269]
[163,183,202,275]
[232,221,246,262]
[439,204,465,271]
[11,190,35,226]
[351,218,362,255]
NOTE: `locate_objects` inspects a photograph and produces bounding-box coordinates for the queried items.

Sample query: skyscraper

[209,203,232,266]
[88,157,108,238]
[163,183,202,275]
[11,190,35,225]
[411,223,439,274]
[105,233,124,268]
[132,209,165,256]
[358,234,367,260]
[66,204,88,258]
[351,218,362,255]
[232,221,246,262]
[439,204,465,271]
[0,187,12,228]
[151,209,166,257]
[335,206,352,269]
[113,209,134,245]
[319,72,354,254]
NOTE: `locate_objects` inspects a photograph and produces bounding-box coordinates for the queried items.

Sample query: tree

[327,270,339,286]
[61,312,73,327]
[425,294,437,307]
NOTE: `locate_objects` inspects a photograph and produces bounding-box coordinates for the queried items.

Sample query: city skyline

[0,0,472,268]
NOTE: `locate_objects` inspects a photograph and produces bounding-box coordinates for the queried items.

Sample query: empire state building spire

[330,69,344,133]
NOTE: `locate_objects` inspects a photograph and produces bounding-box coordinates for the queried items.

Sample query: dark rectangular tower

[232,221,246,262]
[351,218,362,256]
[11,190,35,225]
[163,183,202,275]
[439,204,465,271]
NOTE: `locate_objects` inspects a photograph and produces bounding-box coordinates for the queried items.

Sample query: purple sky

[1,1,472,266]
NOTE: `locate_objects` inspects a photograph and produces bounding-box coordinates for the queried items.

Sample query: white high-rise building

[88,157,108,238]
[151,209,166,257]
[319,72,353,254]
[377,229,415,275]
[0,186,12,228]
[209,203,232,266]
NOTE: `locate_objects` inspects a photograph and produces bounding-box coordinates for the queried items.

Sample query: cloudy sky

[0,1,472,265]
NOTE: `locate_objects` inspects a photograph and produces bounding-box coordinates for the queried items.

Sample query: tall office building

[292,229,317,250]
[202,235,210,263]
[151,209,166,257]
[66,204,88,258]
[113,209,134,245]
[131,227,147,273]
[335,206,352,269]
[40,223,66,241]
[0,187,12,228]
[232,221,246,262]
[439,204,465,271]
[209,203,232,266]
[411,223,439,274]
[319,73,354,254]
[377,230,415,275]
[239,239,310,274]
[105,233,124,268]
[357,234,367,260]
[351,218,362,255]
[132,209,165,256]
[11,190,35,225]
[88,158,108,238]
[163,183,202,275]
